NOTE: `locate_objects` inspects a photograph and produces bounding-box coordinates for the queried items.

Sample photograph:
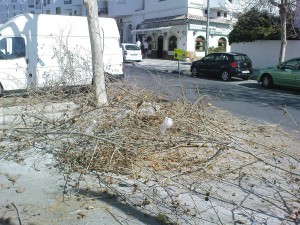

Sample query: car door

[210,53,226,75]
[273,59,298,87]
[196,54,215,75]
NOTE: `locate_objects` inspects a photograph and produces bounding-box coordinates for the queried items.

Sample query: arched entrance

[157,35,164,58]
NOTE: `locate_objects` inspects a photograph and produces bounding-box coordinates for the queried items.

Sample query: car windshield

[125,45,140,50]
[233,55,250,62]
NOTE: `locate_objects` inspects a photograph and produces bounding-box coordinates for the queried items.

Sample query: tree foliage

[229,8,300,44]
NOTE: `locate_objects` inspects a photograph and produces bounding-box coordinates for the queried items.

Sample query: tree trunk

[268,0,289,63]
[279,2,287,63]
[83,0,108,106]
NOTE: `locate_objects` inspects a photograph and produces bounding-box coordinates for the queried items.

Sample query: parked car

[190,52,253,81]
[257,57,300,89]
[121,43,142,62]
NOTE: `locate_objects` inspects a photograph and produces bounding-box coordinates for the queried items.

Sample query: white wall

[145,0,187,15]
[109,0,143,17]
[231,40,300,69]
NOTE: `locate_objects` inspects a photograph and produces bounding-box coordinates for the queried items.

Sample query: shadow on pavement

[239,83,300,95]
[77,188,160,225]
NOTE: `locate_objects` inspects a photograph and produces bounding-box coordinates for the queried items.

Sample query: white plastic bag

[160,117,173,135]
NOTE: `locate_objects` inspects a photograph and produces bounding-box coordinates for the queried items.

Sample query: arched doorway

[195,36,205,52]
[218,37,227,51]
[157,35,164,58]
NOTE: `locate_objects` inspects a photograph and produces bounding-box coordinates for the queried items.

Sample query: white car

[121,43,142,62]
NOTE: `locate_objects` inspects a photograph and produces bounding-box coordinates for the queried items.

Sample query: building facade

[110,0,234,60]
[0,0,108,24]
[0,0,234,60]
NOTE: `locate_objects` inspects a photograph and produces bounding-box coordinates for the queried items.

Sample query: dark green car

[257,57,300,89]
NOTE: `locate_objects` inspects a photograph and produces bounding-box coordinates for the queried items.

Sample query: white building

[0,0,234,60]
[110,0,234,59]
[0,0,109,24]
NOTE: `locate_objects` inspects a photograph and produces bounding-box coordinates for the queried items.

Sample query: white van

[0,13,123,92]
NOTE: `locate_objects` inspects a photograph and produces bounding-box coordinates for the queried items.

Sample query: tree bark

[83,0,108,106]
[279,1,287,63]
[269,0,288,63]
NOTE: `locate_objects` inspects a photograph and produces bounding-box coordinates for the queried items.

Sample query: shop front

[130,14,231,60]
[131,26,182,60]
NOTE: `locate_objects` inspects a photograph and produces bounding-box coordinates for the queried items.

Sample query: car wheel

[191,67,198,77]
[261,74,273,88]
[221,70,231,81]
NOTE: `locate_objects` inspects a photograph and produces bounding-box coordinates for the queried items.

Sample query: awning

[131,26,173,35]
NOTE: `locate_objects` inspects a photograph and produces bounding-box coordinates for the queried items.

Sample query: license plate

[242,70,250,74]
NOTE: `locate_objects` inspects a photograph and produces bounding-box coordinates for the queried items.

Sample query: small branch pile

[1,81,299,224]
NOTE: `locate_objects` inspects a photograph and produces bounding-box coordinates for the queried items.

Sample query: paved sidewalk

[134,58,191,75]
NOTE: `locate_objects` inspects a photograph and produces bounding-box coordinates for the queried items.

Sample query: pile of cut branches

[1,80,299,224]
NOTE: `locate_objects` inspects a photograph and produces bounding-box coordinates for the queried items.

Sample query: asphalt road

[124,63,300,135]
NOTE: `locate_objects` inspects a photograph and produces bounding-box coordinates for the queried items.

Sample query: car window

[233,55,249,62]
[215,54,228,61]
[0,37,25,60]
[125,45,140,50]
[284,60,300,70]
[203,54,215,61]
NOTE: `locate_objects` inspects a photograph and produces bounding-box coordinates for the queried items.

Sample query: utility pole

[205,0,210,56]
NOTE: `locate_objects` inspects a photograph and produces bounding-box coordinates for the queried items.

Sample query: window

[224,12,227,18]
[125,45,140,50]
[195,36,205,52]
[56,7,61,14]
[284,60,300,69]
[217,11,221,17]
[203,54,215,61]
[28,0,34,7]
[35,0,41,9]
[168,36,177,51]
[64,0,72,4]
[205,10,207,14]
[215,54,228,61]
[0,37,26,60]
